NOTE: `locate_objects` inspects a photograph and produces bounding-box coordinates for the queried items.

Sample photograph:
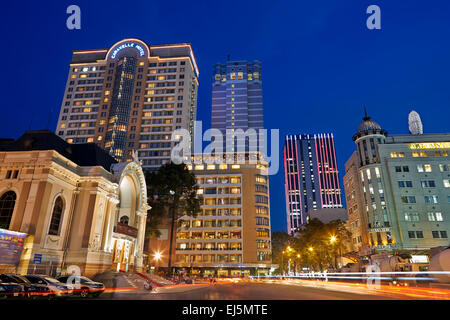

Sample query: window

[48,196,64,235]
[119,216,129,225]
[439,164,450,172]
[421,180,436,188]
[424,195,439,204]
[443,179,450,188]
[390,152,405,158]
[405,212,419,221]
[401,196,416,204]
[427,212,443,221]
[417,164,432,172]
[398,181,413,188]
[416,231,424,238]
[0,191,16,229]
[431,230,448,239]
[12,170,19,179]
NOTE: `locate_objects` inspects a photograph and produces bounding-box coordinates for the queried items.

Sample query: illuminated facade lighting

[284,133,343,234]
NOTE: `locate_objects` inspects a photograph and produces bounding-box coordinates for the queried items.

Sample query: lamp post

[154,251,161,275]
[329,235,338,269]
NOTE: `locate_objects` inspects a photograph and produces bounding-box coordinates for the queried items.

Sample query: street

[98,280,418,300]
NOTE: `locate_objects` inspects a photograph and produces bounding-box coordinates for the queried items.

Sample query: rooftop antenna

[363,106,370,121]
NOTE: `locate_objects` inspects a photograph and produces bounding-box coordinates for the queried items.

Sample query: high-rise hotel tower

[56,38,199,170]
[284,134,343,234]
[211,61,263,152]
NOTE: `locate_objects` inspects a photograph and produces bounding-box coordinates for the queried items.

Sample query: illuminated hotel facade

[284,134,343,234]
[344,114,450,256]
[174,153,272,277]
[56,38,199,171]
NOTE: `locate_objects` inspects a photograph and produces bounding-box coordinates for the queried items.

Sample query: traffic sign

[33,254,42,264]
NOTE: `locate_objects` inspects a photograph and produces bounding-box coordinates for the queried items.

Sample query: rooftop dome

[352,109,387,141]
[357,115,382,133]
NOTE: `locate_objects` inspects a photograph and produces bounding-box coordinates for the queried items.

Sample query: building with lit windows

[211,60,263,152]
[0,130,150,276]
[56,38,199,170]
[284,134,343,234]
[344,112,450,257]
[173,153,272,277]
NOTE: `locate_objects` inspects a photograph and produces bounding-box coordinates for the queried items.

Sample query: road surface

[100,281,395,300]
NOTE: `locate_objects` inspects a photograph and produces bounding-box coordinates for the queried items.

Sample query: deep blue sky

[1,1,450,232]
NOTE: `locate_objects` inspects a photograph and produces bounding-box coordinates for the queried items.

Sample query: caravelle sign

[111,42,145,59]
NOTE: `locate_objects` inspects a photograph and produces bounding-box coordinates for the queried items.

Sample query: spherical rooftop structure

[352,109,387,141]
[357,116,382,133]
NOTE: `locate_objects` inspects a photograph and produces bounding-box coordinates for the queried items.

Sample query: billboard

[0,228,26,265]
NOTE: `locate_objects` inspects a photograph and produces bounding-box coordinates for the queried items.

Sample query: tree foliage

[144,162,202,239]
[272,219,352,274]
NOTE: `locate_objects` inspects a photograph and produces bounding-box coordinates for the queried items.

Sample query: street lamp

[329,235,339,269]
[295,254,301,275]
[154,251,162,274]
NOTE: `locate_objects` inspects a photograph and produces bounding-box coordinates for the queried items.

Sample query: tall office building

[211,61,263,151]
[56,38,199,170]
[284,134,343,234]
[344,112,450,256]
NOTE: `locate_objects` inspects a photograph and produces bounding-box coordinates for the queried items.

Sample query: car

[0,277,24,299]
[56,275,105,298]
[24,275,73,298]
[0,274,50,299]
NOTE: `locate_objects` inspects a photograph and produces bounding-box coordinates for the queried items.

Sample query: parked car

[0,277,24,299]
[0,274,50,299]
[56,275,105,298]
[24,275,73,298]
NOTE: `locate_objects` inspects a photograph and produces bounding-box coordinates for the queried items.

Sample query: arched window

[119,216,129,225]
[48,196,64,235]
[0,191,16,229]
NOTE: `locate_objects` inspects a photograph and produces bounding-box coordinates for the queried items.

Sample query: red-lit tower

[284,134,343,234]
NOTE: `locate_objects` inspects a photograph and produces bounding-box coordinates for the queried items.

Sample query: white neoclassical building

[0,130,150,276]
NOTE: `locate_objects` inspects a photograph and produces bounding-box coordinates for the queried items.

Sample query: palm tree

[145,162,202,272]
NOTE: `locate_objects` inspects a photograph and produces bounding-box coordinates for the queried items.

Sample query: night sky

[1,0,450,232]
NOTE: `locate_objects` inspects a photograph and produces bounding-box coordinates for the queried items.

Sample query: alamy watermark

[171,121,280,175]
[66,5,81,30]
[366,5,381,30]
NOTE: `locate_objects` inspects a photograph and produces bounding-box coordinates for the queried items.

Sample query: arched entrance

[111,159,150,273]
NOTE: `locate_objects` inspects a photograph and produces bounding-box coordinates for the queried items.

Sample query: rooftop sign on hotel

[111,42,145,59]
[409,142,450,150]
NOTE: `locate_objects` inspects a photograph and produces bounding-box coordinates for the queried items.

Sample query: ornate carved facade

[0,130,150,277]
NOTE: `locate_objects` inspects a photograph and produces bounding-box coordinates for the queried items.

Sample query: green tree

[271,231,297,274]
[144,162,202,270]
[294,218,352,271]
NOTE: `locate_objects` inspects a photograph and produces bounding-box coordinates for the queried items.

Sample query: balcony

[114,222,138,238]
